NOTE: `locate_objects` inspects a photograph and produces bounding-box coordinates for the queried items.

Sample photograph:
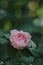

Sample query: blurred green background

[0,0,43,44]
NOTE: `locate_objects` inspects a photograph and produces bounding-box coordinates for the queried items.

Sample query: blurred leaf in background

[14,9,22,22]
[14,0,26,9]
[1,0,9,9]
[4,20,11,32]
[36,7,43,17]
[28,1,39,12]
[0,10,7,20]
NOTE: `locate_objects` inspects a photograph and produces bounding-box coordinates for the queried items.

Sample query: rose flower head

[10,30,31,49]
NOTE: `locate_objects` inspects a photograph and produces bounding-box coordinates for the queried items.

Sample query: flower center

[16,33,27,43]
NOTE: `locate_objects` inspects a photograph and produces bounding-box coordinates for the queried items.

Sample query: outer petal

[10,29,18,34]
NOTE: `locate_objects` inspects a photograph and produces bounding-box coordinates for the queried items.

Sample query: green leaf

[36,8,43,17]
[28,40,37,49]
[0,32,4,38]
[0,43,17,61]
[0,61,4,65]
[4,34,10,40]
[4,58,20,65]
[3,44,17,58]
[19,21,39,33]
[20,56,34,63]
[0,10,6,20]
[27,40,38,57]
[14,0,26,9]
[4,22,11,32]
[0,38,8,44]
[37,43,43,58]
[28,42,43,58]
[33,59,43,65]
[27,40,39,57]
[21,62,26,65]
[29,49,39,57]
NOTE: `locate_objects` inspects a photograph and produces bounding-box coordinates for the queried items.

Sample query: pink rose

[10,30,31,49]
